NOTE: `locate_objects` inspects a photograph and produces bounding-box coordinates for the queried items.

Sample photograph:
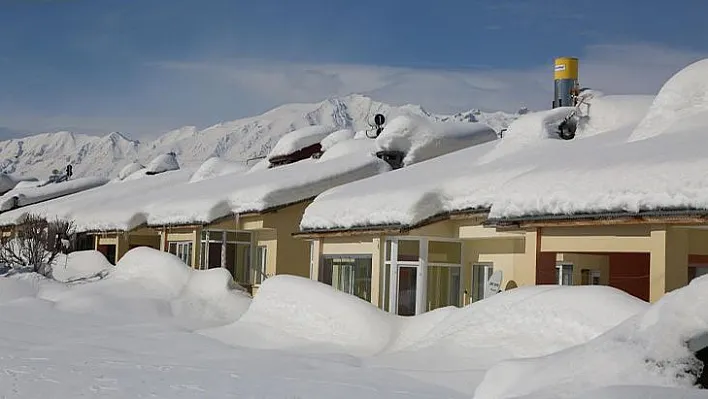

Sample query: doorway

[397,266,417,316]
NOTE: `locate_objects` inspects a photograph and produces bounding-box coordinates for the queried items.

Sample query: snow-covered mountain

[0,94,521,179]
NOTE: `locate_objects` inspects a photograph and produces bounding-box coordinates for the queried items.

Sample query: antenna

[366,113,386,139]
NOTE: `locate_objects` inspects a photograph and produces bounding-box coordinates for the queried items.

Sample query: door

[397,266,417,316]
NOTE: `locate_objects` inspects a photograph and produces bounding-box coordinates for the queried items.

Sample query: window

[472,263,494,303]
[253,246,267,285]
[199,230,252,282]
[320,255,372,302]
[581,269,601,285]
[556,263,573,285]
[169,242,193,266]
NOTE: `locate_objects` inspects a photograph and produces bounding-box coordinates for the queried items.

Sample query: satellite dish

[374,113,385,127]
[485,270,503,299]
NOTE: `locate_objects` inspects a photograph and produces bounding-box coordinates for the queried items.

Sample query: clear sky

[0,0,706,138]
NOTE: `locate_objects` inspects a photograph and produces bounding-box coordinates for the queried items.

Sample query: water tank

[553,57,579,108]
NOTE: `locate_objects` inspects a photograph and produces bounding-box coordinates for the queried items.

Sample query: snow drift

[474,275,708,399]
[320,129,356,152]
[145,152,180,175]
[189,157,247,183]
[117,161,144,180]
[630,58,708,142]
[377,115,498,166]
[52,250,114,283]
[52,248,251,326]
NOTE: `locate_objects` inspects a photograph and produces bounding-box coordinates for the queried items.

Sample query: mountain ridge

[0,94,522,179]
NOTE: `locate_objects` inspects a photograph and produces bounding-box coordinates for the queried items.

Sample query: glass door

[397,266,417,316]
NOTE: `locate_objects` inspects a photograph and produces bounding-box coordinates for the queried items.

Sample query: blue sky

[0,0,706,138]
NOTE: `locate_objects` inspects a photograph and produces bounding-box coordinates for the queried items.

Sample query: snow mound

[225,275,396,355]
[474,276,708,399]
[318,138,377,162]
[117,161,145,180]
[268,125,336,159]
[577,95,655,137]
[630,58,708,142]
[189,157,247,183]
[52,250,113,283]
[0,274,42,303]
[145,152,180,175]
[376,115,498,166]
[398,285,647,357]
[320,129,356,151]
[53,248,250,326]
[479,107,573,163]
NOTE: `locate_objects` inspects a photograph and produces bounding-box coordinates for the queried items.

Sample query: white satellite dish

[485,270,503,299]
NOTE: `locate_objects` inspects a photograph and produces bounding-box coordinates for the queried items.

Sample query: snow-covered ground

[1,248,706,398]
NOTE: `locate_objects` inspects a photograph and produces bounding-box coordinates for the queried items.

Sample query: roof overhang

[294,208,489,239]
[487,208,708,229]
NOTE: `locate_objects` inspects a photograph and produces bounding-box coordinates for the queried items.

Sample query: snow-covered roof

[0,170,193,232]
[0,176,108,213]
[490,58,708,219]
[267,125,337,160]
[143,152,390,226]
[300,92,657,231]
[377,114,498,166]
[188,157,247,183]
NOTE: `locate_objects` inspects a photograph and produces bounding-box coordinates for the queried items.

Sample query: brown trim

[511,215,708,228]
[293,210,489,239]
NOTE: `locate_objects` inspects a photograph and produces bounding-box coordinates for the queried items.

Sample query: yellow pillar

[310,239,322,280]
[115,232,130,262]
[650,226,689,302]
[191,227,201,269]
[370,237,382,307]
[515,229,539,287]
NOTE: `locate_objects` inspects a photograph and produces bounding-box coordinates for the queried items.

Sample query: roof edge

[487,207,708,227]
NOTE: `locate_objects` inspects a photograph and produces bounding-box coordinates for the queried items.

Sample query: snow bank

[267,125,336,159]
[189,157,247,183]
[53,248,250,325]
[396,286,647,357]
[205,275,396,355]
[377,115,498,166]
[578,95,654,137]
[145,152,180,175]
[52,250,113,283]
[543,386,708,399]
[320,129,355,151]
[474,276,708,399]
[117,161,144,180]
[0,176,108,212]
[630,59,708,142]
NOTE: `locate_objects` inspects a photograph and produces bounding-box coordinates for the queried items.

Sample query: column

[370,237,382,307]
[650,226,688,302]
[416,238,428,315]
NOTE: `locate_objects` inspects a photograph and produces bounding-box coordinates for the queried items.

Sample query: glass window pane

[472,264,492,302]
[168,242,177,255]
[385,240,392,262]
[428,241,462,264]
[201,230,208,241]
[226,243,236,279]
[235,243,251,283]
[427,266,462,311]
[321,255,372,302]
[381,263,390,312]
[398,240,419,262]
[208,242,221,269]
[254,246,267,285]
[237,232,251,242]
[397,266,417,316]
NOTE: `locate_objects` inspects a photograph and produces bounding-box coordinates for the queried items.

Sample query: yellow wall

[463,237,527,301]
[256,229,278,277]
[540,225,654,253]
[262,201,312,278]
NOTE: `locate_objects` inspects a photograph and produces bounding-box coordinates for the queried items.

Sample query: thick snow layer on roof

[377,115,498,166]
[267,125,336,159]
[474,275,708,399]
[630,59,708,142]
[301,93,657,230]
[0,170,192,231]
[145,152,390,225]
[318,138,377,162]
[320,129,355,151]
[0,174,37,195]
[145,153,180,174]
[117,161,144,180]
[0,176,108,212]
[490,61,708,219]
[189,157,247,183]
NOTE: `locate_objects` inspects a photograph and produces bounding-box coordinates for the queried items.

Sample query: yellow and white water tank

[553,57,579,108]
